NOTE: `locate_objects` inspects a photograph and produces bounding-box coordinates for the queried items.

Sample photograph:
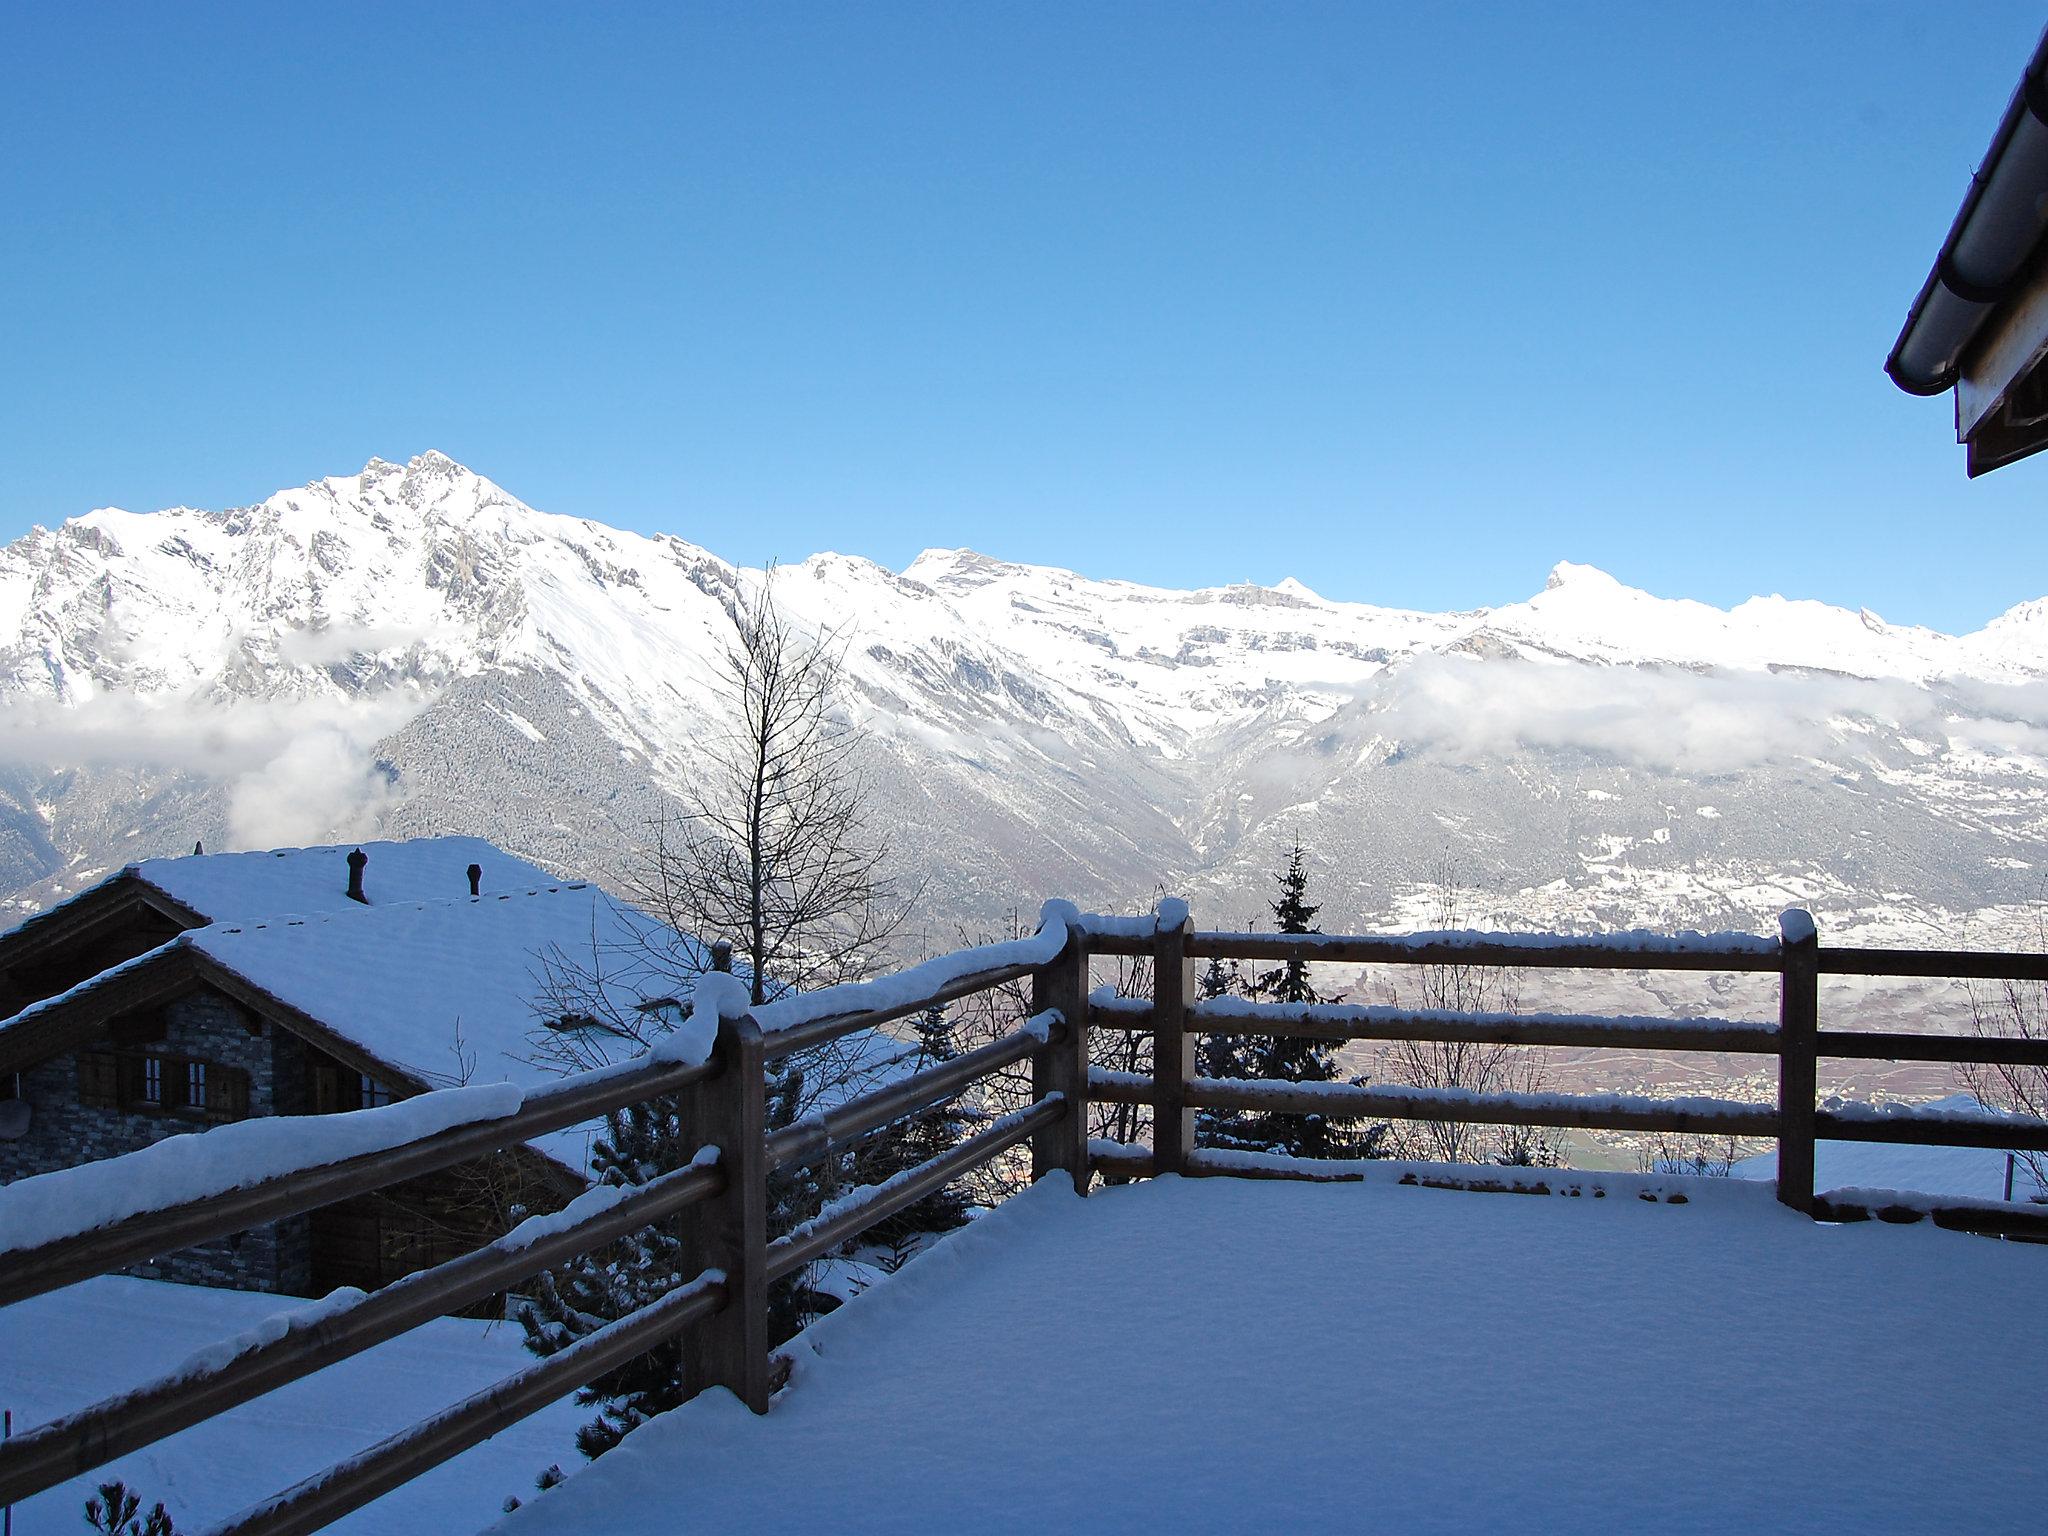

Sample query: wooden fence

[1078,906,2048,1236]
[2,902,2045,1533]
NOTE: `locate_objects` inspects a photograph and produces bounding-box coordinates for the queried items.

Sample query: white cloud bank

[1361,656,2048,775]
[0,688,431,847]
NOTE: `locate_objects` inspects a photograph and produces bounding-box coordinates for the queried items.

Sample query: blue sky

[2,3,2043,632]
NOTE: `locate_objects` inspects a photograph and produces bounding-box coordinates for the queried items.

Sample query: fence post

[1776,908,1819,1215]
[1032,919,1092,1195]
[678,1010,770,1412]
[1151,898,1196,1176]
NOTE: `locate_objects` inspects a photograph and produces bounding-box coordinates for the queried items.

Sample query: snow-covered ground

[0,1277,583,1533]
[494,1175,2045,1536]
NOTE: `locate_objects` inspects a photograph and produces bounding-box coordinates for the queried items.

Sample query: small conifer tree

[1195,955,1265,1151]
[865,1003,972,1245]
[1236,838,1386,1160]
[517,1088,695,1460]
[85,1481,176,1536]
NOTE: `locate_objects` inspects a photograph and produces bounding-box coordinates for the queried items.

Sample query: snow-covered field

[493,1175,2046,1536]
[0,1277,583,1533]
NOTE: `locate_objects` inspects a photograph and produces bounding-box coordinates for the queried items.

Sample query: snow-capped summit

[1,454,2046,945]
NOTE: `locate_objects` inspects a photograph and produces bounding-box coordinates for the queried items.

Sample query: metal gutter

[1886,27,2048,396]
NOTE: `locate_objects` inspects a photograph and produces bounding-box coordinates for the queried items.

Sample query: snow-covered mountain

[3,452,2046,959]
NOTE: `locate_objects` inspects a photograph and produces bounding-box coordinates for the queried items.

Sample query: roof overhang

[1887,27,2048,474]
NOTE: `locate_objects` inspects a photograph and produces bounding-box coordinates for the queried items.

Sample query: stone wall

[0,988,313,1294]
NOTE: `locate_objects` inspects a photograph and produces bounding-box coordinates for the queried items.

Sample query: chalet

[0,839,694,1301]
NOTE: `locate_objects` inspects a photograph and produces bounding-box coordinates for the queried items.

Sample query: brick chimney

[467,862,482,897]
[346,848,368,904]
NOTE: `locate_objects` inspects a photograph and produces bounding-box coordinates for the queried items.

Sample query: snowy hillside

[3,453,2046,959]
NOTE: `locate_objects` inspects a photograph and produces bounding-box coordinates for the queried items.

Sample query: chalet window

[78,1051,120,1109]
[80,1052,250,1120]
[313,1063,394,1114]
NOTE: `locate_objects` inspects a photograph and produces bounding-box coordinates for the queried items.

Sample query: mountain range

[3,452,2045,977]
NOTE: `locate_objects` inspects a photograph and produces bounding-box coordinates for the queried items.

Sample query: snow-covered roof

[190,883,678,1095]
[139,837,557,921]
[0,837,561,948]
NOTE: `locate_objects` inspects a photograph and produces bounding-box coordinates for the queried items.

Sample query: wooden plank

[678,1012,770,1413]
[207,1271,727,1536]
[764,1097,1064,1281]
[1813,1110,2048,1153]
[1088,1071,1155,1106]
[1150,901,1196,1176]
[1958,259,2048,439]
[1184,1078,1779,1138]
[1031,929,1091,1194]
[1181,931,1784,973]
[763,959,1042,1056]
[1816,1029,2048,1067]
[1177,1001,1781,1055]
[764,1017,1049,1173]
[1778,912,1819,1215]
[0,1159,723,1509]
[1815,946,2048,981]
[0,1052,718,1309]
[1088,1143,1155,1181]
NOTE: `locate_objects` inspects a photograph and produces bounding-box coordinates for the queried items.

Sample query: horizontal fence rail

[0,1157,725,1510]
[0,914,1087,1536]
[1091,995,1785,1055]
[1096,905,2048,1229]
[207,1270,731,1536]
[0,1053,719,1310]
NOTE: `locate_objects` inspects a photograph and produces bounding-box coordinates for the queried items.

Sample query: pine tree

[517,1088,695,1460]
[1238,838,1386,1160]
[85,1481,176,1536]
[1195,956,1265,1152]
[864,1003,971,1247]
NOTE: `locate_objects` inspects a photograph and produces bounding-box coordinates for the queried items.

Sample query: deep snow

[492,1175,2046,1536]
[0,1276,583,1534]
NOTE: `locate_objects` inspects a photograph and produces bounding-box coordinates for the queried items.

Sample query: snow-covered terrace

[495,1173,2045,1536]
[7,902,2047,1536]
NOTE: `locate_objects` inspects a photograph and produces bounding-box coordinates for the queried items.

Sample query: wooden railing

[4,900,2047,1532]
[0,913,1093,1536]
[1079,905,2048,1236]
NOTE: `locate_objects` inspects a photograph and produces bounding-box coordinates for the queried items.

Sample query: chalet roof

[0,873,919,1179]
[0,837,560,950]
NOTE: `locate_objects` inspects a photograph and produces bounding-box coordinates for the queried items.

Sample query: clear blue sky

[3,3,2043,632]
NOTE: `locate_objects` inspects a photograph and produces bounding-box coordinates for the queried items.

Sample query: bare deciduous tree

[635,571,912,1004]
[1958,909,2048,1196]
[1380,852,1559,1167]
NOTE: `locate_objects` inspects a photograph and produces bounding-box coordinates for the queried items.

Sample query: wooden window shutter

[208,1065,251,1119]
[78,1051,120,1109]
[313,1062,342,1115]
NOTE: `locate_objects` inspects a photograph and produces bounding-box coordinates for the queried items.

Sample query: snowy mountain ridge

[2,453,2046,952]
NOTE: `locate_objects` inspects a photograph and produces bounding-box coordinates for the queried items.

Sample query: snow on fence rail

[0,906,1087,1535]
[5,898,2048,1535]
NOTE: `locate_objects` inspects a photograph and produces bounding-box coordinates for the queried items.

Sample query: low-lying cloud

[1362,656,2048,775]
[0,687,431,847]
